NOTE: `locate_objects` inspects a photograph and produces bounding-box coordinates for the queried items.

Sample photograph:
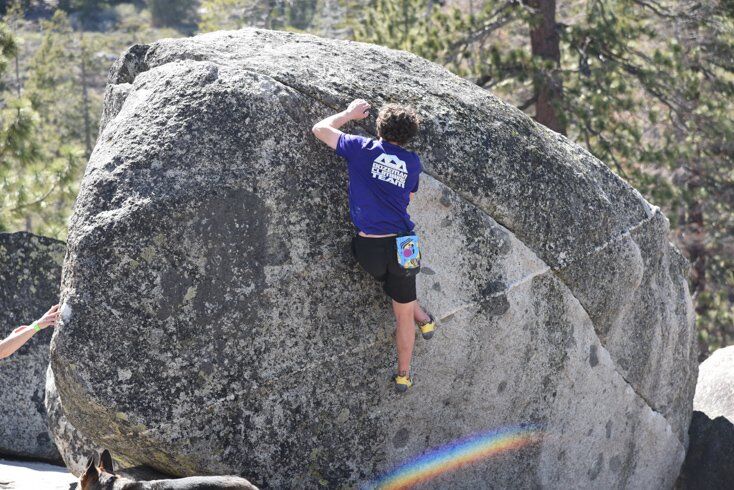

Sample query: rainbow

[367,424,542,490]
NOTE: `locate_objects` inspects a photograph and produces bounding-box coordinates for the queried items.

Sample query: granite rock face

[0,232,64,462]
[677,346,734,489]
[51,29,697,488]
[45,365,104,475]
[45,366,154,477]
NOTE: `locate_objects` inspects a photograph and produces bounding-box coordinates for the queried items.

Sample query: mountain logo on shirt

[371,153,408,188]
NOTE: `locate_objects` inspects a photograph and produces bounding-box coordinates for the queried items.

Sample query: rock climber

[0,304,60,360]
[312,99,436,392]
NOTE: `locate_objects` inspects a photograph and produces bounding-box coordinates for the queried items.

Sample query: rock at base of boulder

[45,365,103,476]
[0,232,64,463]
[46,365,147,476]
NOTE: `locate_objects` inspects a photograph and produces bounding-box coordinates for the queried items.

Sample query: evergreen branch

[578,111,630,179]
[442,2,517,64]
[518,94,538,111]
[8,178,59,213]
[475,71,520,90]
[630,0,679,19]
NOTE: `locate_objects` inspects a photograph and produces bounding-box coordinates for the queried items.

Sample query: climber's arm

[0,326,36,360]
[409,174,419,202]
[312,99,371,150]
[0,304,59,360]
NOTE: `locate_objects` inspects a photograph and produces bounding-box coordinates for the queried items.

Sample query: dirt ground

[0,459,77,490]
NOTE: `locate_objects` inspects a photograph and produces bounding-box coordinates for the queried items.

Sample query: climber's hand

[345,99,370,120]
[311,101,369,149]
[36,303,60,329]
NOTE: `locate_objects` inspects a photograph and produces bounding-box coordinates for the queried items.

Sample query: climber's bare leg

[414,300,431,324]
[393,299,416,375]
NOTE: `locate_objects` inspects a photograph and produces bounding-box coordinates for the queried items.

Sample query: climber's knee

[392,299,416,321]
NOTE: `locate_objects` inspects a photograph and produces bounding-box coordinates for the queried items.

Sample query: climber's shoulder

[336,133,373,158]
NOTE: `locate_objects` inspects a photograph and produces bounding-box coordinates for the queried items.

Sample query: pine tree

[0,17,15,76]
[0,21,43,233]
[148,0,198,29]
[1,10,86,238]
[669,0,734,356]
[199,0,321,33]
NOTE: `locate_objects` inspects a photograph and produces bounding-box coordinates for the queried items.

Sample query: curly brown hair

[376,104,420,146]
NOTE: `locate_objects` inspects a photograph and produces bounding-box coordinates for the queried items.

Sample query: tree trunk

[14,52,20,97]
[526,0,565,134]
[686,174,706,299]
[403,0,409,44]
[80,33,92,157]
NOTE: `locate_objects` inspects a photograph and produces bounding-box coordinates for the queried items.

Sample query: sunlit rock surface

[678,346,734,489]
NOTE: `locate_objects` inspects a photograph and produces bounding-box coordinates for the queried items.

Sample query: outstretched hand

[36,303,60,329]
[345,99,371,120]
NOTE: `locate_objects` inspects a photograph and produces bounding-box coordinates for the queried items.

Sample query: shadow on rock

[676,411,734,490]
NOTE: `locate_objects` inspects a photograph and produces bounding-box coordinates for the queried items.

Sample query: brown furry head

[80,449,117,490]
[376,104,420,146]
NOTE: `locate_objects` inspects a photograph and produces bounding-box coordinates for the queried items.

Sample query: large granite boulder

[677,346,734,489]
[50,28,697,488]
[0,232,64,462]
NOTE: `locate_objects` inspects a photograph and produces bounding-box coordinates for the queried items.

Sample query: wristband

[32,322,41,332]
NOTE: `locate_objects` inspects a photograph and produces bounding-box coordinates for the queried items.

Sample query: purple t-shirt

[336,133,422,235]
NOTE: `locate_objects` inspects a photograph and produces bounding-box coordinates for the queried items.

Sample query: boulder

[677,346,734,489]
[50,28,697,488]
[0,232,64,462]
[692,345,734,420]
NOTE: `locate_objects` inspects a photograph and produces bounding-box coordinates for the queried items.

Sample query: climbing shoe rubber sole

[394,374,413,392]
[418,314,436,340]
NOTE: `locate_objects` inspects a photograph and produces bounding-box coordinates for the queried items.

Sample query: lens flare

[367,424,542,490]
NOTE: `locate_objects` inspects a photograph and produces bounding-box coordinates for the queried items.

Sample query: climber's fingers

[347,99,371,120]
[37,304,61,328]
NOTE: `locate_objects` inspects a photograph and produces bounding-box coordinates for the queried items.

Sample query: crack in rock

[437,264,551,321]
[552,207,660,271]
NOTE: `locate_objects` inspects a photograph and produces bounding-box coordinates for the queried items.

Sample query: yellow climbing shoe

[394,373,413,393]
[418,314,436,340]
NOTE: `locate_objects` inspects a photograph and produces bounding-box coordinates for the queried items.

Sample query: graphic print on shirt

[371,153,408,188]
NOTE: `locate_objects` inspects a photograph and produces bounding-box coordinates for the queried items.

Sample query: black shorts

[351,235,417,304]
